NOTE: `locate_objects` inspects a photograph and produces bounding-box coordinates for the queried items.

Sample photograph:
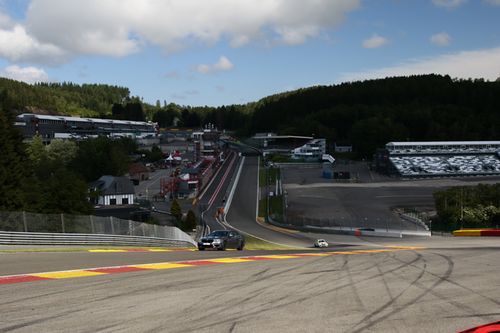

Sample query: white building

[291,139,326,161]
[89,176,135,206]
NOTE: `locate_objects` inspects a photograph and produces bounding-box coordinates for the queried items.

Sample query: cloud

[0,65,49,83]
[484,0,500,5]
[362,34,388,49]
[0,11,14,29]
[432,0,467,8]
[430,32,451,46]
[0,0,361,64]
[196,56,234,74]
[0,22,67,64]
[339,46,500,82]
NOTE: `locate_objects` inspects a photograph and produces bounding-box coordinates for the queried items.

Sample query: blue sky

[0,0,499,106]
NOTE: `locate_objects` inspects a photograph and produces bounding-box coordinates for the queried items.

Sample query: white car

[314,239,328,248]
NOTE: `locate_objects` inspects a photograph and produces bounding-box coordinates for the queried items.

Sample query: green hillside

[0,78,130,117]
[248,74,500,157]
[2,74,499,157]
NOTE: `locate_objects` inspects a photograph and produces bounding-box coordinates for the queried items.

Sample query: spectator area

[385,141,500,177]
[390,155,500,177]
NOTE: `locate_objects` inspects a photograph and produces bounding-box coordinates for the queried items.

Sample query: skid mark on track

[348,252,427,333]
[427,252,500,307]
[344,256,367,312]
[347,251,461,333]
[177,252,426,333]
[385,252,499,322]
[0,247,424,287]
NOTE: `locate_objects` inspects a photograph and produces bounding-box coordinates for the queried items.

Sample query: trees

[170,199,182,225]
[152,109,178,127]
[184,210,197,232]
[247,75,500,157]
[433,184,500,231]
[0,98,32,211]
[35,166,92,214]
[26,135,46,167]
[46,139,78,165]
[71,137,133,181]
[0,78,130,117]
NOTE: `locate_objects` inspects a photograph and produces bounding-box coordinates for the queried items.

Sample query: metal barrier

[0,211,196,246]
[0,231,195,247]
[284,212,429,232]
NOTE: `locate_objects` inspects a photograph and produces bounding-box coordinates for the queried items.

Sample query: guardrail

[0,211,196,247]
[0,231,196,247]
[267,216,431,237]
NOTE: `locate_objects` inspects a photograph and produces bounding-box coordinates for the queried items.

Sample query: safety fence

[284,213,429,232]
[0,211,196,246]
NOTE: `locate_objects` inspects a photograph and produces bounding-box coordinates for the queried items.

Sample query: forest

[1,74,499,222]
[2,74,500,158]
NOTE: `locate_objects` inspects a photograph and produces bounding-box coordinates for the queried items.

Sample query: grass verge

[243,234,295,251]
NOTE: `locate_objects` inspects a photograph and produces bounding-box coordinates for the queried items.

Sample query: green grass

[258,194,284,222]
[259,163,281,187]
[259,165,266,187]
[258,198,267,218]
[269,195,284,218]
[243,234,295,250]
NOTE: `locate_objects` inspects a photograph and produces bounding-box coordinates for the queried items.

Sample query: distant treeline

[2,74,500,157]
[0,78,130,117]
[248,75,500,157]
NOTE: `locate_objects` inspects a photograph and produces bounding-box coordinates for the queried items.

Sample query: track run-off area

[1,237,500,332]
[1,154,500,332]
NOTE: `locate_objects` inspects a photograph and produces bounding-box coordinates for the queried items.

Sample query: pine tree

[0,96,32,211]
[170,199,182,223]
[184,210,197,231]
[26,135,46,166]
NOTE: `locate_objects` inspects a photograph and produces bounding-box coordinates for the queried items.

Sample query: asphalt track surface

[198,151,240,234]
[2,154,500,332]
[1,237,500,332]
[226,156,319,248]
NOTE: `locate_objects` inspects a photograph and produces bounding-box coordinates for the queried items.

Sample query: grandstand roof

[387,141,500,147]
[17,113,154,126]
[253,135,313,140]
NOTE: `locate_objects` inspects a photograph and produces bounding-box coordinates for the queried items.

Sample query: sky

[0,0,499,106]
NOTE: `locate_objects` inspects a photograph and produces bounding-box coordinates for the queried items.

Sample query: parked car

[314,239,329,248]
[198,230,245,251]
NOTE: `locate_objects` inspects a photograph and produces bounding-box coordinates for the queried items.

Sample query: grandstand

[15,113,157,141]
[382,141,500,177]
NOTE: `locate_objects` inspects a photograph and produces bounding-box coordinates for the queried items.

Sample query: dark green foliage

[433,184,500,231]
[137,145,164,163]
[71,137,136,182]
[180,109,201,127]
[149,145,164,162]
[113,102,145,121]
[248,75,500,157]
[183,210,197,232]
[170,199,182,223]
[1,91,91,214]
[34,160,92,214]
[4,75,500,157]
[0,78,130,116]
[0,92,32,211]
[152,108,177,127]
